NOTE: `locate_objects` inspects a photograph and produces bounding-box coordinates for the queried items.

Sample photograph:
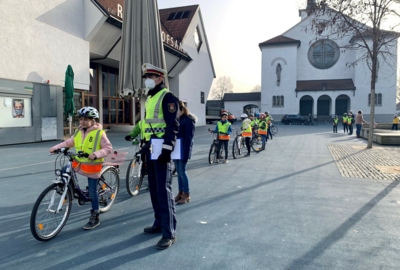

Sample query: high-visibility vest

[217,121,231,140]
[258,120,268,135]
[143,88,168,141]
[333,118,338,124]
[241,119,252,137]
[393,117,399,124]
[266,115,272,124]
[347,117,352,124]
[342,116,348,123]
[72,129,104,174]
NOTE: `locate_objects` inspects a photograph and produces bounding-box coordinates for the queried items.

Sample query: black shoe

[244,153,250,157]
[156,237,176,250]
[144,226,162,234]
[83,210,100,230]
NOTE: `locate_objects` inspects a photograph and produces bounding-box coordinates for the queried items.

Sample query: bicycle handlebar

[53,148,89,158]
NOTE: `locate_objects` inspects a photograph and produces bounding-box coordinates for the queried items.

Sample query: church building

[259,0,398,122]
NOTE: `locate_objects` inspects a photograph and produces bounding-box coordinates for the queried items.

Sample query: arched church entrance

[243,104,260,115]
[335,95,350,116]
[317,95,331,118]
[299,95,313,116]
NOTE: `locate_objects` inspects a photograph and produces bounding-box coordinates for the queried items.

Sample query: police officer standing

[140,63,179,250]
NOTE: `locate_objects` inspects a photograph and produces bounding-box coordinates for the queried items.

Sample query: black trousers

[343,123,348,133]
[333,124,337,133]
[216,140,229,159]
[348,124,353,134]
[146,150,176,239]
[245,137,251,154]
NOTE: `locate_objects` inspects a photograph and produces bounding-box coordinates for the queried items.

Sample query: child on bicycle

[241,113,252,157]
[49,107,112,230]
[211,111,232,163]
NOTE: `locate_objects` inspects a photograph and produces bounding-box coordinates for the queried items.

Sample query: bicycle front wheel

[99,167,120,212]
[126,159,143,196]
[30,183,72,241]
[208,144,216,164]
[251,136,263,153]
[313,121,318,126]
[271,125,278,135]
[232,137,239,159]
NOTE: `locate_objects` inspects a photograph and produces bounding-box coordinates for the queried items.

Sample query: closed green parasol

[64,65,75,135]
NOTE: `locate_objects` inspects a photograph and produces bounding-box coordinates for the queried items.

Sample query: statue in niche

[276,63,282,86]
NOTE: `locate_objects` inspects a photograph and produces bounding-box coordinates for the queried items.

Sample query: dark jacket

[177,113,197,163]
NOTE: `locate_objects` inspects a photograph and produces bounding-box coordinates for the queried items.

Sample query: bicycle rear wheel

[126,159,143,196]
[271,125,278,135]
[251,136,263,153]
[232,137,239,159]
[30,183,72,241]
[99,167,120,212]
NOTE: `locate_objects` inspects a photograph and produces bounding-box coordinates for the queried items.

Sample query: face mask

[15,109,23,115]
[144,78,156,90]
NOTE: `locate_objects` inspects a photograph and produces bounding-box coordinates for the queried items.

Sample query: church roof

[223,92,261,101]
[296,79,356,91]
[259,35,301,48]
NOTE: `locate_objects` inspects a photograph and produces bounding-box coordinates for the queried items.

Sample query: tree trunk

[367,29,379,149]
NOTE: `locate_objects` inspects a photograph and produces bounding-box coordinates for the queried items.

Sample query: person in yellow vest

[265,111,273,140]
[258,113,268,150]
[49,107,112,230]
[342,113,348,133]
[211,111,232,163]
[140,63,179,250]
[392,114,399,130]
[249,113,258,138]
[333,115,338,133]
[347,111,354,135]
[240,113,252,157]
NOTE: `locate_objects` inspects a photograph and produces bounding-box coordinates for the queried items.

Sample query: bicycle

[250,125,264,153]
[30,148,122,241]
[208,129,226,164]
[126,139,147,196]
[232,129,245,159]
[270,122,278,135]
[305,119,318,126]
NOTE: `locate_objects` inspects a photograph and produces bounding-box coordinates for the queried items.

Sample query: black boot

[83,210,100,230]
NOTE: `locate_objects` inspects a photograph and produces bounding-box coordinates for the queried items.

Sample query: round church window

[308,39,340,69]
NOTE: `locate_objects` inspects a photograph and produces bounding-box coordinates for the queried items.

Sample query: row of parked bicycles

[208,123,278,164]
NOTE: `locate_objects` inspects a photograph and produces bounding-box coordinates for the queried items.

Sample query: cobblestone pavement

[328,143,400,180]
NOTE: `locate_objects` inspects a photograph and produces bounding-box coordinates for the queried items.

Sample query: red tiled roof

[296,79,356,91]
[259,35,301,47]
[159,5,199,44]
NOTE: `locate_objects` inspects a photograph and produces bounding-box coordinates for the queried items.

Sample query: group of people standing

[210,111,273,160]
[333,110,369,138]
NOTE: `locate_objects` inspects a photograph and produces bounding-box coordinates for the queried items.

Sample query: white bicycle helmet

[77,106,99,119]
[240,113,248,119]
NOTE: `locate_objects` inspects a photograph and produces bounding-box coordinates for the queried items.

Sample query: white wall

[0,0,90,90]
[177,9,215,126]
[224,101,261,120]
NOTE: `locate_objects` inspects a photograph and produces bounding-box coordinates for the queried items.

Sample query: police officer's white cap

[142,63,166,78]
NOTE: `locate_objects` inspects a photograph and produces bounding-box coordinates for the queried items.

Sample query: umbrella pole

[68,115,72,136]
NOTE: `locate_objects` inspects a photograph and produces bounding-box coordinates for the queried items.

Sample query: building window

[167,10,191,20]
[272,95,284,107]
[368,93,382,106]
[194,26,203,52]
[308,39,340,69]
[201,91,205,104]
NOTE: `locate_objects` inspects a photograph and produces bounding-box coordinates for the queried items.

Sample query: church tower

[306,0,316,12]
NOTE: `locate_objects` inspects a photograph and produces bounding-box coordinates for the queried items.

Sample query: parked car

[281,114,307,125]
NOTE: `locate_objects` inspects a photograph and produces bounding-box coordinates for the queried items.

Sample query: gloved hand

[125,135,133,141]
[158,149,172,163]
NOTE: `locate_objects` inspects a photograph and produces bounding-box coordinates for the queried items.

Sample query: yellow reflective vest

[217,121,231,140]
[143,88,168,141]
[72,129,104,174]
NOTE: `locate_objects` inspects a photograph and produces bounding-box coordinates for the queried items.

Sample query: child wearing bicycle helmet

[241,113,251,157]
[258,113,268,150]
[211,111,232,163]
[49,106,112,230]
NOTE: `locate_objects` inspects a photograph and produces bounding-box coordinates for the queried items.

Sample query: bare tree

[210,76,234,100]
[310,0,400,148]
[250,85,261,92]
[397,76,400,102]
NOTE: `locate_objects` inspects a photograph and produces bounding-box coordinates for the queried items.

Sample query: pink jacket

[51,123,112,179]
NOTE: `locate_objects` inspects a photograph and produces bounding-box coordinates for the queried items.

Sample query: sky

[158,0,305,94]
